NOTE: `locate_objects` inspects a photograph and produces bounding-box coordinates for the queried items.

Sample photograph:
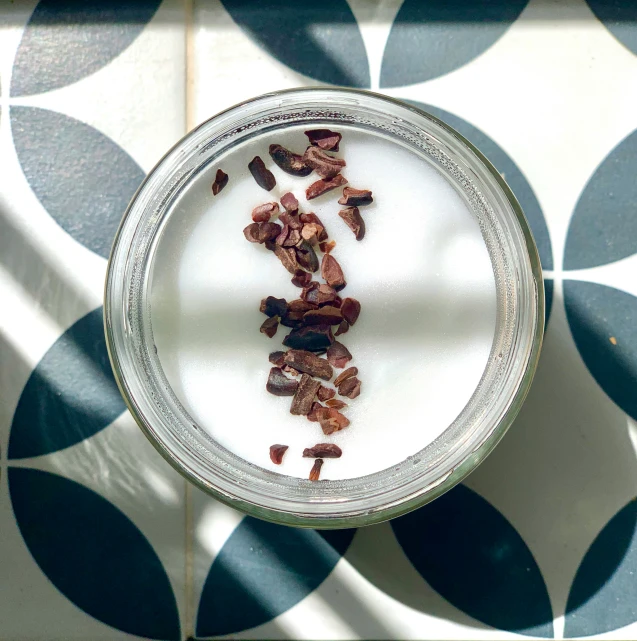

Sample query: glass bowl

[104,88,544,528]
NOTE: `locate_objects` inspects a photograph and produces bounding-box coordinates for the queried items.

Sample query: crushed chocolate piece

[306,174,347,200]
[283,325,334,352]
[269,351,286,367]
[319,408,350,435]
[291,269,312,288]
[305,129,342,152]
[244,222,282,243]
[280,212,303,229]
[309,458,323,481]
[304,306,343,326]
[303,443,342,458]
[327,341,352,368]
[321,253,346,290]
[212,169,229,195]
[266,367,299,396]
[269,444,288,464]
[340,298,361,325]
[260,316,279,338]
[325,398,347,409]
[334,366,358,387]
[269,144,312,177]
[260,296,287,318]
[248,156,276,191]
[334,320,349,336]
[271,244,299,273]
[251,202,279,222]
[338,187,373,207]
[339,206,365,240]
[284,349,333,380]
[296,241,319,273]
[307,401,324,422]
[319,240,336,254]
[317,385,336,402]
[280,192,299,213]
[303,146,346,179]
[290,373,322,415]
[339,376,361,399]
[300,213,328,241]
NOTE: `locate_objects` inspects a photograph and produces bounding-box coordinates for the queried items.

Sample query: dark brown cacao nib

[334,320,349,336]
[260,316,279,338]
[305,129,342,152]
[338,206,365,240]
[290,374,322,415]
[291,269,312,288]
[299,213,328,241]
[296,241,319,273]
[309,458,323,481]
[325,398,347,409]
[266,367,299,396]
[248,156,276,191]
[283,349,333,380]
[268,351,286,367]
[333,366,358,387]
[307,401,324,422]
[271,244,299,273]
[338,187,373,206]
[319,240,336,254]
[260,296,287,317]
[319,408,350,435]
[283,325,334,352]
[303,146,346,179]
[251,202,279,222]
[269,144,312,177]
[340,298,361,325]
[317,385,336,402]
[282,227,302,248]
[327,341,352,368]
[303,306,342,326]
[280,192,299,213]
[306,174,347,200]
[212,169,228,195]
[280,212,303,229]
[339,376,361,399]
[269,444,288,464]
[303,443,342,458]
[244,222,282,243]
[321,253,346,290]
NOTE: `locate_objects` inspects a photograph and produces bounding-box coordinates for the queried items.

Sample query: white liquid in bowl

[150,126,497,480]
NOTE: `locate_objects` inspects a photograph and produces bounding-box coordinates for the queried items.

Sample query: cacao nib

[339,376,361,399]
[325,398,347,409]
[305,128,342,152]
[307,402,324,422]
[283,325,334,352]
[303,146,346,179]
[301,223,324,244]
[299,213,328,241]
[334,366,358,387]
[290,373,322,415]
[296,241,319,273]
[303,443,342,458]
[271,244,299,273]
[339,206,365,240]
[268,351,286,367]
[301,281,320,305]
[317,385,336,402]
[284,349,333,380]
[266,367,299,396]
[260,316,279,338]
[212,169,228,195]
[248,156,276,191]
[291,269,312,288]
[334,320,349,336]
[317,284,339,305]
[319,408,350,435]
[251,202,279,222]
[269,444,288,464]
[269,144,312,177]
[260,296,287,318]
[244,222,282,243]
[282,227,301,248]
[319,240,336,254]
[309,458,323,481]
[280,192,299,213]
[306,174,347,200]
[303,306,343,326]
[283,365,301,376]
[338,187,373,207]
[340,298,361,325]
[280,212,303,229]
[327,341,352,368]
[321,253,346,290]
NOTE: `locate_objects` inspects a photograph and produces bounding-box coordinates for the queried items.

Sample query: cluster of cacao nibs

[225,128,372,481]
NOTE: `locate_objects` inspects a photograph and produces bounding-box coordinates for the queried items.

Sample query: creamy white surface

[150,126,497,480]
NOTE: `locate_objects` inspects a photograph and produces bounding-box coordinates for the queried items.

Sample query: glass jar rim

[104,87,544,528]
